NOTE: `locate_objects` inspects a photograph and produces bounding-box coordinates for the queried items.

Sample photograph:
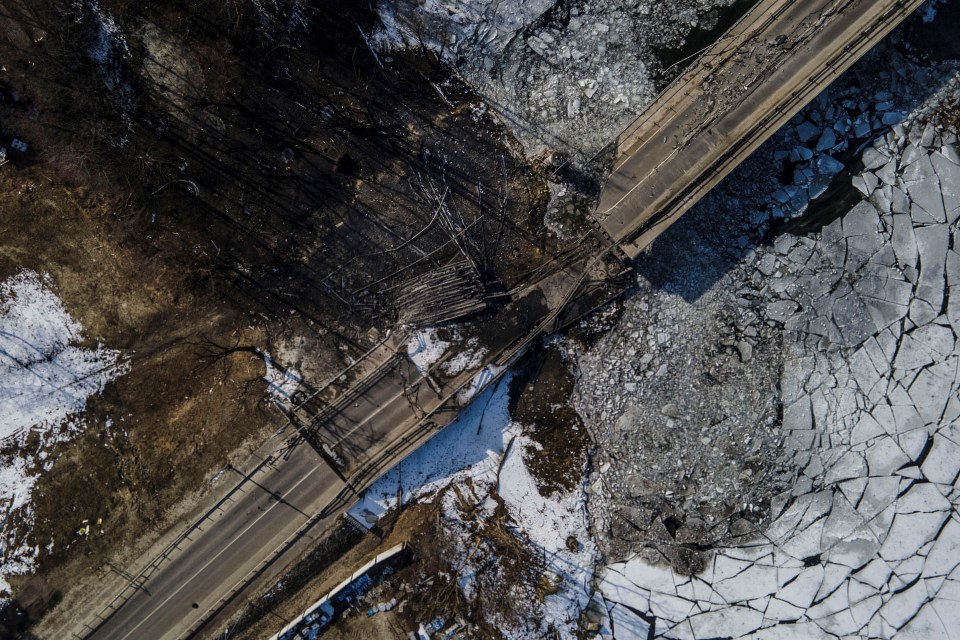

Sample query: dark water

[768,135,876,239]
[653,0,762,90]
[900,0,960,62]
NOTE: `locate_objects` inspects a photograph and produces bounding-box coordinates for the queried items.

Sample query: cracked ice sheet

[0,270,127,600]
[598,53,960,640]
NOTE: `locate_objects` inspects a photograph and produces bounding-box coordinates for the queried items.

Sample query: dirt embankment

[0,0,562,633]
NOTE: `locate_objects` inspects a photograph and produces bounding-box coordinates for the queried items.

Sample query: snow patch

[0,270,126,441]
[406,327,450,375]
[0,270,126,600]
[261,352,303,406]
[456,363,507,406]
[350,376,517,525]
[921,0,948,23]
[440,338,486,376]
[351,373,597,638]
[82,0,131,97]
[498,436,598,638]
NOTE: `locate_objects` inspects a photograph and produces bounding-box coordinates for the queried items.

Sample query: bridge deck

[595,0,926,259]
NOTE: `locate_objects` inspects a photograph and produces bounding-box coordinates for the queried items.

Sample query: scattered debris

[270,544,412,640]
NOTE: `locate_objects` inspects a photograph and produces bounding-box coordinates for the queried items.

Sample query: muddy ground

[0,0,567,633]
[0,117,274,634]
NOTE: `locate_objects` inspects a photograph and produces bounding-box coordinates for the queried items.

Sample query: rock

[941,143,960,164]
[774,234,796,256]
[831,290,875,346]
[857,476,900,521]
[688,607,764,639]
[599,567,651,613]
[865,437,910,476]
[902,152,936,183]
[824,451,867,485]
[882,110,906,126]
[896,483,951,513]
[712,562,778,603]
[915,225,948,312]
[626,474,658,498]
[871,185,893,213]
[607,604,651,638]
[660,403,680,418]
[862,147,889,170]
[852,172,878,196]
[876,579,928,629]
[843,201,882,252]
[907,176,947,223]
[854,117,872,138]
[920,434,960,485]
[924,518,960,577]
[879,511,950,562]
[921,121,937,148]
[829,528,881,571]
[902,143,925,167]
[898,602,954,639]
[815,128,837,152]
[815,154,844,175]
[757,253,778,276]
[910,323,955,359]
[932,151,960,223]
[622,557,680,597]
[887,218,917,274]
[778,564,824,609]
[525,35,548,54]
[796,121,821,143]
[875,160,897,186]
[766,299,800,323]
[806,580,852,621]
[820,494,863,549]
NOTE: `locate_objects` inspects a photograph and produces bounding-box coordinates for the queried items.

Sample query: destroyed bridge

[67,1,928,638]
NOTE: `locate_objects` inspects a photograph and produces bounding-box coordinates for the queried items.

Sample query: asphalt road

[58,281,563,640]
[70,340,453,640]
[79,438,345,640]
[311,355,433,470]
[596,0,927,258]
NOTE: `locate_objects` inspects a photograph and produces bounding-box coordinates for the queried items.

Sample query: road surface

[81,440,345,640]
[595,0,927,258]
